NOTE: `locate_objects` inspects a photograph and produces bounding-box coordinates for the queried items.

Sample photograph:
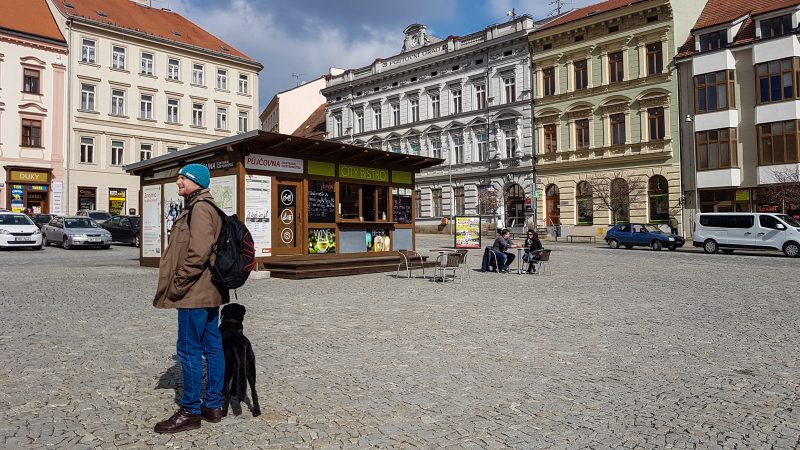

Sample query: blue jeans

[177,307,224,415]
[494,251,514,269]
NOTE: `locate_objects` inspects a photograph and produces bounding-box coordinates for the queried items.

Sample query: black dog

[219,303,261,417]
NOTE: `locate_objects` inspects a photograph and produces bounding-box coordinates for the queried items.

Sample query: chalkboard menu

[392,195,412,224]
[308,180,335,223]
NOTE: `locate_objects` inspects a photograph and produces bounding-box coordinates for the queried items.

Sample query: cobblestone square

[1,235,799,449]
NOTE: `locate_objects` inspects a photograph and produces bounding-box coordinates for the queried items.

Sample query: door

[546,184,560,226]
[105,216,120,241]
[725,215,756,247]
[119,217,134,243]
[757,214,786,250]
[272,180,303,256]
[630,224,650,245]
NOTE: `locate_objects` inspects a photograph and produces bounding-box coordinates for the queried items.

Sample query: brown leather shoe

[200,406,222,423]
[154,408,201,434]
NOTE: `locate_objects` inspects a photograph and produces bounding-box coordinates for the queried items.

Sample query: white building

[0,0,68,214]
[322,18,538,232]
[260,68,344,135]
[47,0,262,214]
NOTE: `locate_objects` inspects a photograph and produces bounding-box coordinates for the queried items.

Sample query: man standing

[492,228,515,272]
[153,164,227,433]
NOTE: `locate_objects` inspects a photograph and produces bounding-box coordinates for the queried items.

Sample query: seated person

[491,228,515,272]
[522,230,544,273]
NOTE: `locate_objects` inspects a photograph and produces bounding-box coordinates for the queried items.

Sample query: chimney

[130,0,150,6]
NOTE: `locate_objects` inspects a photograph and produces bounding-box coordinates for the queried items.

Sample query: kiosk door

[272,180,303,256]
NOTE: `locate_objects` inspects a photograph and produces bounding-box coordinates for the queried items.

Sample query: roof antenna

[549,0,571,16]
[506,8,517,20]
[291,73,304,86]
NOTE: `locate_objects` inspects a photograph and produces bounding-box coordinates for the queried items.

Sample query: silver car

[42,216,113,249]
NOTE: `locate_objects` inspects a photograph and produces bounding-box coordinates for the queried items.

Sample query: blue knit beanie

[179,163,210,189]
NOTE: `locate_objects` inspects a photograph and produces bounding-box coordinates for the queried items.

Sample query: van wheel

[651,240,662,251]
[721,249,735,254]
[608,239,620,249]
[784,241,800,258]
[703,239,718,254]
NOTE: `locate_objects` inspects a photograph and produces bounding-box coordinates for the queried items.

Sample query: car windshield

[644,225,663,233]
[89,212,111,220]
[129,217,140,228]
[0,214,35,226]
[65,218,99,228]
[776,214,800,227]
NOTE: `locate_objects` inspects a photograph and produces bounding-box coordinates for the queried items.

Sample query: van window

[760,215,781,229]
[699,215,727,227]
[728,215,754,229]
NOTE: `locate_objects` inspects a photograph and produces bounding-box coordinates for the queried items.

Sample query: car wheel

[703,239,718,254]
[62,237,71,250]
[42,234,50,246]
[624,245,634,249]
[101,245,111,249]
[651,240,662,251]
[783,241,800,258]
[133,235,140,248]
[608,239,620,249]
[721,249,735,254]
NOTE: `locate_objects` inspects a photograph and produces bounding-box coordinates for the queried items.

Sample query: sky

[157,0,595,112]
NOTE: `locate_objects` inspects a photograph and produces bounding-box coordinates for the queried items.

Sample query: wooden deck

[260,254,435,280]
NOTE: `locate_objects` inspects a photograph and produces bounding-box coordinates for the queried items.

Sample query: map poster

[162,182,183,247]
[142,185,162,257]
[209,175,237,216]
[454,216,481,249]
[245,174,272,256]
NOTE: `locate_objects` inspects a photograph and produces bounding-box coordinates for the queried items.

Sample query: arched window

[610,178,629,224]
[505,184,525,228]
[648,175,669,223]
[576,181,593,225]
[546,184,561,226]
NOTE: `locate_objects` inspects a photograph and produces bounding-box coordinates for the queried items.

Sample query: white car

[0,213,43,250]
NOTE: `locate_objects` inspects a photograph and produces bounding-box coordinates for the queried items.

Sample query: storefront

[699,187,800,220]
[108,188,127,216]
[77,187,96,211]
[125,130,442,276]
[3,167,52,214]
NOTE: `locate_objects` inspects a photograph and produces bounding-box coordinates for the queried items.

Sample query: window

[543,67,555,96]
[339,183,360,219]
[167,99,179,123]
[452,90,462,114]
[111,89,125,115]
[391,143,401,153]
[504,77,516,103]
[112,46,126,69]
[80,84,95,111]
[81,39,96,63]
[574,60,588,90]
[140,143,152,161]
[410,141,421,155]
[432,189,442,216]
[575,119,590,149]
[410,98,419,122]
[756,58,799,104]
[192,63,204,85]
[167,147,179,154]
[430,93,440,118]
[168,58,180,80]
[80,137,94,163]
[609,51,624,83]
[760,215,782,229]
[391,103,400,126]
[759,120,800,165]
[238,110,248,133]
[610,178,629,223]
[696,128,738,170]
[431,139,442,159]
[695,70,736,112]
[452,135,464,164]
[648,107,665,140]
[761,15,792,39]
[475,84,486,110]
[476,131,489,162]
[699,30,728,51]
[648,175,669,223]
[372,106,382,130]
[238,73,248,94]
[415,190,422,218]
[23,69,40,94]
[360,185,389,221]
[454,187,465,215]
[478,185,494,215]
[333,114,342,137]
[110,140,124,166]
[355,110,364,133]
[192,103,204,126]
[216,107,227,129]
[610,113,626,145]
[646,42,663,75]
[21,119,41,147]
[576,181,593,225]
[216,68,227,90]
[544,124,557,155]
[139,94,153,119]
[140,52,154,75]
[505,135,517,158]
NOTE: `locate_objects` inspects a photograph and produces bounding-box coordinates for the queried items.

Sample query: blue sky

[159,0,594,111]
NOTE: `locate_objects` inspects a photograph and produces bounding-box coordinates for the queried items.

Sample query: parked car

[604,223,685,251]
[31,213,54,229]
[102,215,141,247]
[693,213,800,257]
[41,216,112,249]
[76,209,112,224]
[0,212,43,250]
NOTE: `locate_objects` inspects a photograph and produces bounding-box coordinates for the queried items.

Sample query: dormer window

[699,30,727,51]
[760,14,793,39]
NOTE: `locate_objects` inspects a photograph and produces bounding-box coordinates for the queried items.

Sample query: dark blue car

[604,223,685,251]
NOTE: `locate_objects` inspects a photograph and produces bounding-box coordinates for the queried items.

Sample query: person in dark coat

[491,229,515,272]
[522,230,544,273]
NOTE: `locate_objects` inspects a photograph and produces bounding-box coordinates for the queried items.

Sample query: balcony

[693,109,739,132]
[691,49,735,76]
[753,34,800,65]
[697,168,742,188]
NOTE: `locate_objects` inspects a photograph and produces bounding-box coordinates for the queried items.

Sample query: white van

[693,213,800,257]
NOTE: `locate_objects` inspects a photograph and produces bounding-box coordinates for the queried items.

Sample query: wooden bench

[564,234,598,243]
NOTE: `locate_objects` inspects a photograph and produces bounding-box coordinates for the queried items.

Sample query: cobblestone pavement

[1,236,799,449]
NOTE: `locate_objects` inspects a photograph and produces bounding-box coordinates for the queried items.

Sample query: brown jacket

[153,189,224,309]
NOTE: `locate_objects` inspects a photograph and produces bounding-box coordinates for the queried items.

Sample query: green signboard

[339,164,389,182]
[308,161,335,177]
[392,170,412,185]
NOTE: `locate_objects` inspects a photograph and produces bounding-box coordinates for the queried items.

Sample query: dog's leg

[246,343,261,417]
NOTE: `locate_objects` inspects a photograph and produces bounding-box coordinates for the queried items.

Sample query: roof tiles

[0,0,66,43]
[533,0,651,33]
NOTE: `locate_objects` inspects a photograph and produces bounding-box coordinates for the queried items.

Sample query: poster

[455,216,481,249]
[308,228,336,254]
[108,189,126,216]
[11,185,24,213]
[142,185,162,257]
[209,175,237,216]
[245,174,272,256]
[163,182,183,246]
[366,229,391,252]
[52,181,62,215]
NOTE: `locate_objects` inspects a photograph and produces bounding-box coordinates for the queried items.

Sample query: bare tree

[758,167,800,214]
[477,187,499,216]
[587,172,647,223]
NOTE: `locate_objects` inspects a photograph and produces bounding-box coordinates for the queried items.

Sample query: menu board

[308,180,335,223]
[392,188,412,224]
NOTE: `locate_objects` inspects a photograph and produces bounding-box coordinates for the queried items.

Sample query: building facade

[529,0,707,236]
[47,0,262,214]
[0,0,68,214]
[676,0,800,235]
[260,68,343,134]
[322,18,537,232]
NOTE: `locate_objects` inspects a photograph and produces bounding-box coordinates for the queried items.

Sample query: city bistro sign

[9,170,48,183]
[339,165,389,182]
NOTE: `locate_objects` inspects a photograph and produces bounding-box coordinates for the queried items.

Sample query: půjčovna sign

[245,154,304,173]
[339,165,389,182]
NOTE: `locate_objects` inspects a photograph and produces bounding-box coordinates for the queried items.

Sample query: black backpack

[187,199,255,290]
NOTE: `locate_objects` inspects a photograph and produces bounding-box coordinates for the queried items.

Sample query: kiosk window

[363,185,376,220]
[339,184,360,219]
[377,187,389,221]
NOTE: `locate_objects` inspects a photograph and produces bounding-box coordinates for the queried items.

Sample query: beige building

[0,0,68,214]
[260,68,344,135]
[529,0,707,236]
[47,0,262,214]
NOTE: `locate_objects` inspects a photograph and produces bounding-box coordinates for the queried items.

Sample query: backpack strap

[186,198,225,229]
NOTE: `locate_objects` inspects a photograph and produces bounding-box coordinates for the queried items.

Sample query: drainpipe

[65,18,73,214]
[529,55,538,232]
